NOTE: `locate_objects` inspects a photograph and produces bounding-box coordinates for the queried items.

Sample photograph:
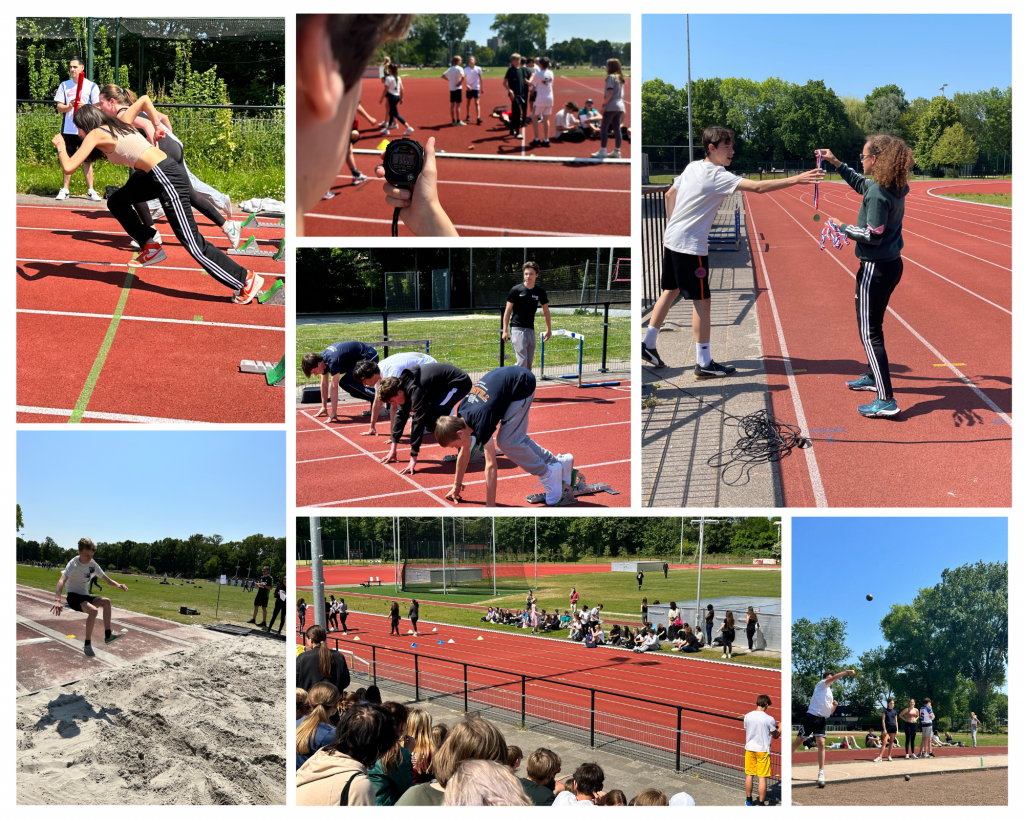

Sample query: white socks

[644,327,659,347]
[697,343,712,367]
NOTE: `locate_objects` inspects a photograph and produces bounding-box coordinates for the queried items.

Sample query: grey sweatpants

[511,327,536,369]
[495,393,557,478]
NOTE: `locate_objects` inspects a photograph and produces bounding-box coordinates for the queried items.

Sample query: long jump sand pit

[16,634,285,805]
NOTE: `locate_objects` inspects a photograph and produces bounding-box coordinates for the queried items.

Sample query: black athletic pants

[905,722,918,755]
[107,158,246,291]
[386,94,407,127]
[130,139,224,229]
[268,598,286,631]
[854,257,904,401]
[747,623,756,650]
[509,95,527,134]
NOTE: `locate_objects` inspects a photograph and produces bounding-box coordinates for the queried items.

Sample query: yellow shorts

[745,750,772,778]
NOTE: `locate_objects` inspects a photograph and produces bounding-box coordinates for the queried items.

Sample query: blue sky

[463,14,630,49]
[792,517,1008,666]
[643,15,1011,100]
[17,431,285,546]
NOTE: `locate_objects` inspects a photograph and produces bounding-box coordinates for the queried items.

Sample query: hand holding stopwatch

[382,138,424,236]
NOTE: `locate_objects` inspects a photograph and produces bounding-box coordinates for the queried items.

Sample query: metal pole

[415,655,420,701]
[534,517,538,590]
[600,302,610,372]
[590,690,596,747]
[679,517,685,563]
[311,517,326,629]
[346,518,350,564]
[686,15,693,163]
[695,518,705,616]
[372,645,377,685]
[442,517,447,595]
[114,19,120,80]
[521,676,527,727]
[464,664,469,712]
[492,518,497,596]
[594,248,601,314]
[86,18,94,80]
[676,707,683,771]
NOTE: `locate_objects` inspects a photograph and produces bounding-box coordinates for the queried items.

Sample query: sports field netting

[296,540,392,565]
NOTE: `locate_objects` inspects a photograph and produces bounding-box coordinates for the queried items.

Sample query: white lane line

[766,193,1012,425]
[18,308,284,329]
[925,182,1012,210]
[17,405,206,423]
[17,203,283,224]
[303,213,614,237]
[334,173,629,195]
[17,257,288,278]
[17,225,281,245]
[744,193,828,508]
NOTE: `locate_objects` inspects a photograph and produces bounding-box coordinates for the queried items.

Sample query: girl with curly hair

[818,135,914,418]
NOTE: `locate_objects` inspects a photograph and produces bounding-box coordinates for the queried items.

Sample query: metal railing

[641,187,669,316]
[302,632,780,792]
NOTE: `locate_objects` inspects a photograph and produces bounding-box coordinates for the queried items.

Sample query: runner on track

[433,366,574,507]
[817,136,913,418]
[790,669,856,788]
[375,362,473,474]
[54,99,265,304]
[464,56,484,125]
[50,538,128,657]
[354,350,437,435]
[98,84,242,250]
[641,126,823,377]
[379,62,414,137]
[295,14,457,238]
[302,341,381,422]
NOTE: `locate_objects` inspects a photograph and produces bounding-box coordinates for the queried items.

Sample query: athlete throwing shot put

[642,126,823,377]
[433,366,574,507]
[817,136,912,418]
[791,669,856,788]
[51,538,128,657]
[302,341,381,422]
[375,362,473,474]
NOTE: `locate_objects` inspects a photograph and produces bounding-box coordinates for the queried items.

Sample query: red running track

[295,610,780,768]
[744,179,1010,507]
[296,381,631,508]
[17,204,285,423]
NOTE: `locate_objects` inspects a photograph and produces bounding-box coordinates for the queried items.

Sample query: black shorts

[254,590,270,607]
[66,592,100,612]
[466,89,480,99]
[662,247,711,300]
[801,713,828,739]
[450,90,463,103]
[62,132,85,157]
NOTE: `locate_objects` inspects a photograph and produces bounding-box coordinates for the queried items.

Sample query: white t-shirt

[744,709,777,753]
[378,351,436,380]
[465,66,483,91]
[530,70,554,106]
[554,109,577,134]
[54,77,100,134]
[807,679,835,718]
[920,706,934,725]
[442,65,465,91]
[663,161,742,256]
[384,75,402,96]
[552,792,597,807]
[62,555,110,596]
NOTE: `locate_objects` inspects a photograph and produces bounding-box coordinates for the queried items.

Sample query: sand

[17,634,285,805]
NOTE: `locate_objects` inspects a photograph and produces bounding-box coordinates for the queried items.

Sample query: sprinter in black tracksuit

[818,135,912,419]
[375,362,473,474]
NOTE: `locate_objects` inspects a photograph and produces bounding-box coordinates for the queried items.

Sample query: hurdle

[708,203,741,251]
[538,329,620,389]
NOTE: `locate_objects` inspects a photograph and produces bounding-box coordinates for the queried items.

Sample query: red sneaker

[232,270,264,304]
[130,242,167,267]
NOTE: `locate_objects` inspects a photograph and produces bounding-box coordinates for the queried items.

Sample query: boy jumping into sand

[432,365,574,507]
[51,538,127,657]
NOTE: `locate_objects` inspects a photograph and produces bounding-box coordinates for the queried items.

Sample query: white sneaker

[323,190,336,200]
[816,771,825,788]
[130,232,161,250]
[224,195,233,218]
[556,453,575,489]
[86,188,102,201]
[609,149,621,158]
[591,148,608,159]
[542,465,564,505]
[380,127,391,135]
[151,206,165,219]
[222,219,242,249]
[404,127,415,136]
[55,188,70,200]
[722,653,727,659]
[873,756,883,763]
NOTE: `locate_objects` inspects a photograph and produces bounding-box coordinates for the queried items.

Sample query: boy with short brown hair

[51,538,128,657]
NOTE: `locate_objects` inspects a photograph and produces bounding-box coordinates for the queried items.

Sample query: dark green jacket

[368,747,414,806]
[837,162,909,262]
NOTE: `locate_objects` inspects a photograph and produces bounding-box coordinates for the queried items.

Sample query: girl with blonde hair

[296,681,340,768]
[406,708,435,783]
[593,58,627,160]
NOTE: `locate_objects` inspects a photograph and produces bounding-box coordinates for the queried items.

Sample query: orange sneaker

[130,242,166,267]
[232,270,264,304]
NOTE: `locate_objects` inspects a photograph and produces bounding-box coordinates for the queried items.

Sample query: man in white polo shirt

[641,125,823,377]
[528,57,555,148]
[441,56,467,126]
[53,57,101,201]
[464,55,484,125]
[791,669,856,788]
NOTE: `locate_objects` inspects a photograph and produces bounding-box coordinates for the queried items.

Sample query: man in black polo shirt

[248,566,273,626]
[432,366,574,506]
[502,53,529,139]
[375,362,473,474]
[301,341,383,422]
[502,261,552,371]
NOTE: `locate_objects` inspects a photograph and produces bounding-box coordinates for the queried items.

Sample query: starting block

[228,235,286,261]
[240,212,285,230]
[240,355,286,386]
[257,278,284,304]
[526,471,618,504]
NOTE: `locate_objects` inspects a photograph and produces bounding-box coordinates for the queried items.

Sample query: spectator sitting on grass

[405,708,435,784]
[866,729,882,748]
[396,715,509,806]
[443,759,532,806]
[481,607,494,622]
[296,703,397,806]
[634,627,660,653]
[607,624,622,646]
[518,747,565,806]
[603,790,627,806]
[621,625,634,645]
[369,701,415,806]
[635,789,670,806]
[593,622,606,645]
[553,762,606,806]
[296,681,341,769]
[506,745,523,774]
[673,625,701,653]
[559,610,571,629]
[655,623,668,642]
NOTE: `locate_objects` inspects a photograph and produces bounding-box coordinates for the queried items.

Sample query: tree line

[792,561,1008,730]
[643,76,1011,173]
[376,14,628,68]
[298,516,782,562]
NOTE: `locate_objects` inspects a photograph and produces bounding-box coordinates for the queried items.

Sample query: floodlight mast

[694,517,726,620]
[311,517,325,629]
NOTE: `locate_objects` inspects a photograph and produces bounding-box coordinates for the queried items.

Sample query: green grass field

[790,730,1009,749]
[938,192,1011,207]
[18,565,275,628]
[324,567,782,668]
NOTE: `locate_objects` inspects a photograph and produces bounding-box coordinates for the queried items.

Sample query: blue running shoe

[846,373,877,391]
[858,397,899,418]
